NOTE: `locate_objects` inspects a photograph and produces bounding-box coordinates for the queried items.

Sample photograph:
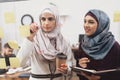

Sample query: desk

[0,71,30,80]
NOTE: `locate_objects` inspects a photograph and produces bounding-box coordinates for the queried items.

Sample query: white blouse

[17,38,76,80]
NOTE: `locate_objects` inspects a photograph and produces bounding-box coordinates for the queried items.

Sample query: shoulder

[112,41,120,50]
[110,41,120,54]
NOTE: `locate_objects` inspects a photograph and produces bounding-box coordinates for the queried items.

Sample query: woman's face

[40,12,56,32]
[84,15,98,36]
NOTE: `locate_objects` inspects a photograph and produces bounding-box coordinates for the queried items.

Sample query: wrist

[27,36,34,41]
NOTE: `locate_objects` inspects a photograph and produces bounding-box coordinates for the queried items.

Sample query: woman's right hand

[27,23,39,41]
[81,71,100,80]
[79,57,90,68]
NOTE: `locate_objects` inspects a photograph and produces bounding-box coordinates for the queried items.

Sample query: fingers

[61,64,67,67]
[79,57,90,64]
[79,57,90,68]
[30,23,39,34]
[91,75,101,80]
[27,23,39,41]
[81,72,100,80]
[57,64,68,74]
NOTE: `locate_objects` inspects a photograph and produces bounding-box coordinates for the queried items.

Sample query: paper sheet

[113,11,120,22]
[4,12,15,24]
[0,27,4,38]
[8,40,19,49]
[0,57,20,69]
[0,58,6,69]
[9,57,20,68]
[19,25,30,37]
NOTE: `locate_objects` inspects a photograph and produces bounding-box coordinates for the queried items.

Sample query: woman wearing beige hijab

[17,4,76,80]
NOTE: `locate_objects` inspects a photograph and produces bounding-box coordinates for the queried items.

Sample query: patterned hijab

[81,9,115,60]
[34,4,69,60]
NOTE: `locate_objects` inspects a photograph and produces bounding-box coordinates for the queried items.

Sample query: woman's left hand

[57,64,68,74]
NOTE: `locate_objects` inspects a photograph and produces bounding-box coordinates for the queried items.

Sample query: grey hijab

[81,9,115,60]
[34,4,70,60]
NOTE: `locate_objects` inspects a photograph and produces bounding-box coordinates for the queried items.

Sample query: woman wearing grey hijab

[76,9,120,80]
[17,4,76,80]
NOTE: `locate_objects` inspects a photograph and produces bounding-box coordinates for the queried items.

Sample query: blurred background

[0,0,120,50]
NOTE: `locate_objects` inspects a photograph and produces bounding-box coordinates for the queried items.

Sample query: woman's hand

[81,71,100,80]
[79,57,90,68]
[27,23,39,41]
[57,64,68,74]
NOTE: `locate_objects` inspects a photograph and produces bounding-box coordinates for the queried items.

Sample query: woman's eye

[89,21,94,24]
[41,17,46,21]
[41,17,55,21]
[48,17,55,21]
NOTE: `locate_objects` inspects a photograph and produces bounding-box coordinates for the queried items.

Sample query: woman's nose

[44,20,49,25]
[44,20,49,26]
[84,22,89,27]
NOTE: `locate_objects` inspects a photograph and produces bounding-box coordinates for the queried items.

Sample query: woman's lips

[85,28,90,33]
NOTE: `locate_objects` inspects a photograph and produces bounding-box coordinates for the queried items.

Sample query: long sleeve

[17,38,34,67]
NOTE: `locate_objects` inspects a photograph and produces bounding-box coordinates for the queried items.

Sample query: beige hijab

[34,4,69,60]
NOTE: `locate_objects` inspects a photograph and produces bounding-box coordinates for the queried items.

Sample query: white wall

[0,0,120,46]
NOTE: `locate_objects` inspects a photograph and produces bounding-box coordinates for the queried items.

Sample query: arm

[17,38,34,67]
[17,23,39,67]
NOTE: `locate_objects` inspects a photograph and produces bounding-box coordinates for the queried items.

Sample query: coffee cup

[56,53,67,68]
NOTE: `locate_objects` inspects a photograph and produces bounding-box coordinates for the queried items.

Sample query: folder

[71,66,120,80]
[71,66,120,75]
